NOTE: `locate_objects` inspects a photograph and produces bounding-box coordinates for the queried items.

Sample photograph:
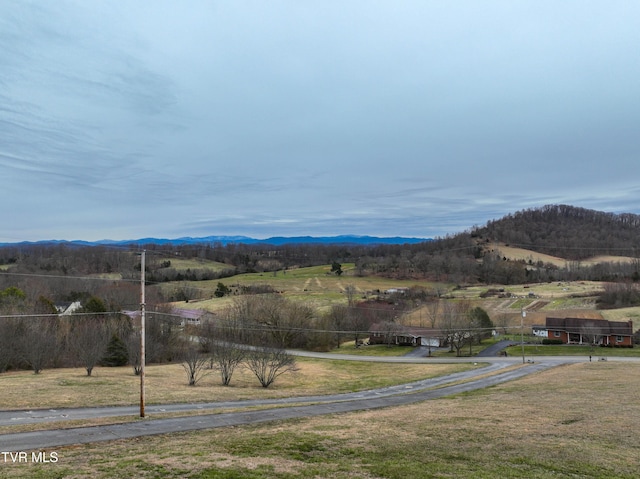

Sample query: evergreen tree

[101,334,129,367]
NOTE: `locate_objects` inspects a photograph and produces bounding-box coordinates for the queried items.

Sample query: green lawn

[505,343,639,357]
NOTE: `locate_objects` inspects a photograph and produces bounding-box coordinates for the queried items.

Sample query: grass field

[168,266,640,348]
[163,261,638,336]
[0,360,473,411]
[171,263,447,313]
[2,361,639,478]
[158,257,231,271]
[601,305,640,323]
[505,343,640,358]
[488,243,638,268]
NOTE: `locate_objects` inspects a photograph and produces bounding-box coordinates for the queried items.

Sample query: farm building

[533,317,634,347]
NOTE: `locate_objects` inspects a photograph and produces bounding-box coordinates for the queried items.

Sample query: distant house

[56,301,82,315]
[533,317,634,347]
[384,288,409,295]
[369,323,446,348]
[122,308,207,326]
[172,308,206,326]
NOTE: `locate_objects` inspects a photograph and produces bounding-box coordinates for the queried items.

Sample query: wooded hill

[1,205,639,292]
[471,204,640,260]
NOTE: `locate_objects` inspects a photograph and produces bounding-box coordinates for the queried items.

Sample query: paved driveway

[476,340,518,357]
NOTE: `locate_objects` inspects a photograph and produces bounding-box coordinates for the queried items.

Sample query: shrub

[542,339,564,345]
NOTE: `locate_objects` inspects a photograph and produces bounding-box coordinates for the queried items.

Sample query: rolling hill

[472,204,640,261]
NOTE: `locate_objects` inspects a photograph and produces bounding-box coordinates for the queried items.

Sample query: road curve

[0,353,622,452]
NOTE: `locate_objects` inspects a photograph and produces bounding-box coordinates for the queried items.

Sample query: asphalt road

[0,353,619,452]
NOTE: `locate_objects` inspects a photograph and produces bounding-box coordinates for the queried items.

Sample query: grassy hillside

[487,242,638,267]
[169,263,449,313]
[161,257,230,271]
[167,262,640,336]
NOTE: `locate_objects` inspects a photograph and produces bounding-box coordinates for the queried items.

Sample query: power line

[0,271,140,283]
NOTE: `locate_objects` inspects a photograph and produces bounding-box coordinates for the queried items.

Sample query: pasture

[169,263,445,313]
[167,262,640,337]
[155,257,230,271]
[487,242,638,267]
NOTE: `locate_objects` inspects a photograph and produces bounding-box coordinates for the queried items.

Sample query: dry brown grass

[0,360,470,410]
[3,362,639,478]
[490,243,637,267]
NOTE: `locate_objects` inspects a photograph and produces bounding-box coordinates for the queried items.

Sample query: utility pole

[521,308,526,364]
[140,250,146,418]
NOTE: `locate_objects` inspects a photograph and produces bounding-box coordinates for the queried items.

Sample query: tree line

[3,204,640,287]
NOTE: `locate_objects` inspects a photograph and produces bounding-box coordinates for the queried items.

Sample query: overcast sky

[2,1,639,242]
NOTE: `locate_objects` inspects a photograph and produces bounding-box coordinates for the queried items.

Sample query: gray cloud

[2,1,640,241]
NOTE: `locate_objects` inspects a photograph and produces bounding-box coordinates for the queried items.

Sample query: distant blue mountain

[1,235,430,247]
[250,235,430,246]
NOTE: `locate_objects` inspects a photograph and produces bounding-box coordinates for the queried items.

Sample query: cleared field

[488,243,637,267]
[452,281,605,301]
[171,263,447,313]
[157,257,230,271]
[3,362,639,478]
[0,360,472,411]
[601,305,640,323]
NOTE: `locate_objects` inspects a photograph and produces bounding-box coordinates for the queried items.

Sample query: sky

[2,1,640,242]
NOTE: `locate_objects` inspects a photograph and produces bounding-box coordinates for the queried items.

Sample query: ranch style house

[533,317,634,347]
[368,323,446,348]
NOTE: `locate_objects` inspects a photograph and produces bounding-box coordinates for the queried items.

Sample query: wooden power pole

[140,250,146,417]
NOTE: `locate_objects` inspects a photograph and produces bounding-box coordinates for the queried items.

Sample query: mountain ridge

[0,235,430,248]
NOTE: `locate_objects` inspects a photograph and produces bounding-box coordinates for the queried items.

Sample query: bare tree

[348,307,372,347]
[423,298,441,328]
[245,345,296,388]
[344,284,357,307]
[348,301,396,347]
[441,301,472,357]
[18,317,59,374]
[495,313,511,335]
[580,321,606,351]
[325,304,350,348]
[72,318,110,376]
[265,299,314,348]
[228,295,314,349]
[180,341,210,386]
[379,320,404,347]
[250,295,313,348]
[200,318,246,386]
[212,341,246,386]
